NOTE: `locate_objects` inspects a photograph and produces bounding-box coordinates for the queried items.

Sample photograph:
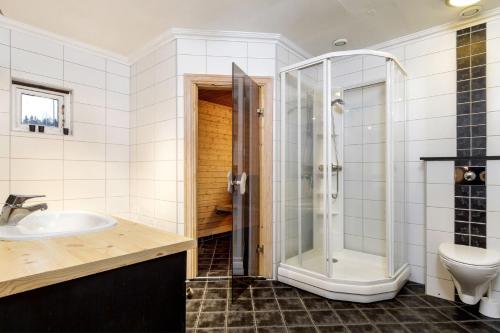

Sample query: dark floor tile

[187,280,207,289]
[190,288,205,300]
[354,302,383,310]
[252,288,275,298]
[336,309,369,325]
[227,327,255,333]
[195,328,225,333]
[433,322,469,332]
[186,312,198,328]
[345,324,378,333]
[387,308,423,323]
[211,264,229,270]
[377,298,406,309]
[282,310,313,326]
[187,299,202,312]
[460,321,499,332]
[303,297,331,310]
[208,270,229,276]
[438,306,478,321]
[202,299,227,312]
[405,284,425,295]
[287,327,317,333]
[252,280,274,288]
[404,323,434,333]
[297,289,322,299]
[206,280,229,288]
[461,305,493,320]
[254,298,279,311]
[205,288,228,299]
[362,309,397,323]
[198,270,209,277]
[228,298,253,311]
[485,321,500,330]
[254,311,284,327]
[197,312,226,328]
[271,281,290,288]
[376,323,408,333]
[227,311,255,327]
[309,310,341,325]
[278,298,304,310]
[317,326,348,333]
[274,287,299,298]
[231,288,252,299]
[396,295,431,308]
[420,295,455,307]
[329,300,357,310]
[413,307,450,322]
[257,327,287,333]
[398,286,414,295]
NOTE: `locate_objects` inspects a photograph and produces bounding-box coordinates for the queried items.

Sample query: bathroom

[0,0,500,332]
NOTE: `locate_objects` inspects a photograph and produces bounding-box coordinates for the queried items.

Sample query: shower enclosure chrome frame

[279,49,409,302]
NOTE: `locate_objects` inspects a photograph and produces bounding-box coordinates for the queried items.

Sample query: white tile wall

[0,25,130,216]
[424,163,456,299]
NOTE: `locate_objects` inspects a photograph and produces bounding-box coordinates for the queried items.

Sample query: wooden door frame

[184,74,273,279]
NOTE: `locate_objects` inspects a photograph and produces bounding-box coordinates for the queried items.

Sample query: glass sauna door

[282,62,327,275]
[232,64,260,279]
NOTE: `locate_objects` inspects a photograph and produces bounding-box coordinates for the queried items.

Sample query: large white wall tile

[64,61,105,88]
[207,41,247,57]
[64,46,105,70]
[11,48,63,79]
[11,30,63,59]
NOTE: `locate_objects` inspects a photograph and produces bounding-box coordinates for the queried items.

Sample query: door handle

[233,172,247,195]
[238,172,247,195]
[228,172,247,195]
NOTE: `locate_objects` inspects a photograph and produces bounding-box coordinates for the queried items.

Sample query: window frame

[11,82,72,135]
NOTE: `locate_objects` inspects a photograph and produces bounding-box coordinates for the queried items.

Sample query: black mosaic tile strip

[186,281,500,332]
[455,23,487,248]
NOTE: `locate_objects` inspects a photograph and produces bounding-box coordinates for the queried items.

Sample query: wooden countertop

[0,218,196,298]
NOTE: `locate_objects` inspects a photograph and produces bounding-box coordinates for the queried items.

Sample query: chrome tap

[0,195,48,226]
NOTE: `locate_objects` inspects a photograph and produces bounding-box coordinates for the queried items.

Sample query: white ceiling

[0,0,498,56]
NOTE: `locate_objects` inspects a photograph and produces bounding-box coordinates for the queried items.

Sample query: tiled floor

[197,234,232,277]
[186,280,500,332]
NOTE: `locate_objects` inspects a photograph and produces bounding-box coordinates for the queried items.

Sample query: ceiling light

[460,5,482,17]
[446,0,480,7]
[333,38,348,47]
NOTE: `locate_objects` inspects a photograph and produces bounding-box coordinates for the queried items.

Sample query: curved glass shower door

[282,62,327,275]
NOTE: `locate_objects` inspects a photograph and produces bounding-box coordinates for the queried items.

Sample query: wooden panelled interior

[197,89,233,238]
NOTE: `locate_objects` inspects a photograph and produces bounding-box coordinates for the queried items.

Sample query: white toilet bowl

[439,243,500,318]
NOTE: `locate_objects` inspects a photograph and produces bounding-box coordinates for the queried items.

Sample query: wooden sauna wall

[197,99,232,237]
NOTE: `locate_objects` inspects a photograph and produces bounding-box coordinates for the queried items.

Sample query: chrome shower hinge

[257,108,264,116]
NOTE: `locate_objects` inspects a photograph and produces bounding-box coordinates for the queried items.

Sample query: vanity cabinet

[0,251,187,332]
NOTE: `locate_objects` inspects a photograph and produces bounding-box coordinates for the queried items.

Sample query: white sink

[0,211,117,240]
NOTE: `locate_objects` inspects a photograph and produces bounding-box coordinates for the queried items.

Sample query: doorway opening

[196,88,233,277]
[184,73,274,280]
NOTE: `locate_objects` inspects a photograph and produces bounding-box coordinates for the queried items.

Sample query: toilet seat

[439,243,500,268]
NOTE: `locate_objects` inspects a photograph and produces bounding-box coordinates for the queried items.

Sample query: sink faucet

[0,195,48,226]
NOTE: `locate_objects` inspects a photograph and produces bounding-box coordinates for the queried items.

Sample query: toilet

[439,243,500,318]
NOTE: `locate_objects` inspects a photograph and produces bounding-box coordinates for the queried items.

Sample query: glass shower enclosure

[279,50,409,302]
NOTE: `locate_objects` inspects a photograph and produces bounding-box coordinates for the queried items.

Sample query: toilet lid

[439,243,500,267]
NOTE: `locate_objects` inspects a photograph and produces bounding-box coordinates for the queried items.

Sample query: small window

[12,81,72,135]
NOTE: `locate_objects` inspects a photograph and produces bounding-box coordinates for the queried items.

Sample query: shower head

[331,98,345,106]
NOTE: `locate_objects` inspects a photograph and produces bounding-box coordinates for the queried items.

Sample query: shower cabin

[279,50,409,302]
